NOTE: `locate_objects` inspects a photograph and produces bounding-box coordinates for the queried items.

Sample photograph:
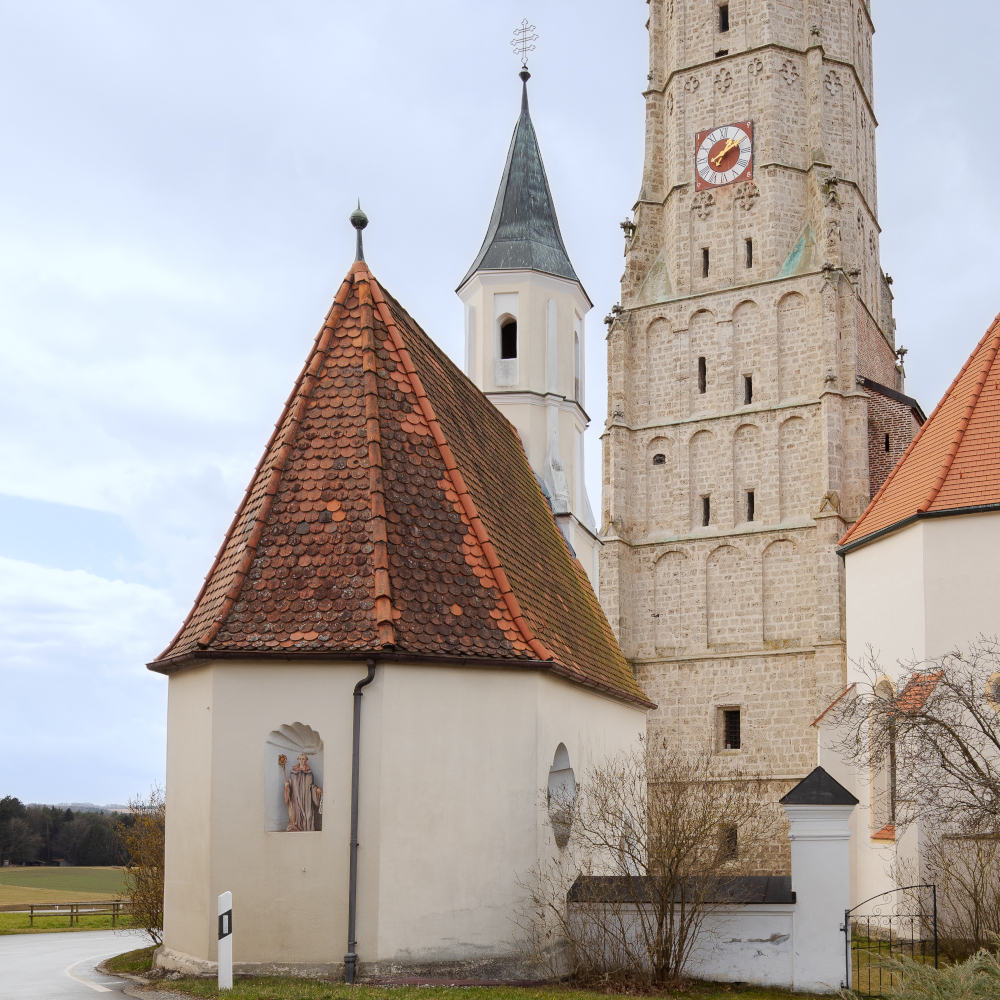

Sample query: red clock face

[695,122,753,190]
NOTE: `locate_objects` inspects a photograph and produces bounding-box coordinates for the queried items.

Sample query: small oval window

[547,743,576,849]
[653,454,666,466]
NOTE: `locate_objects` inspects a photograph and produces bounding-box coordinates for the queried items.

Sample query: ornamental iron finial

[511,19,537,69]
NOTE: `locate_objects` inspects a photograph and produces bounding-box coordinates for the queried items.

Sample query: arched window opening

[547,743,576,850]
[501,319,518,360]
[653,453,666,466]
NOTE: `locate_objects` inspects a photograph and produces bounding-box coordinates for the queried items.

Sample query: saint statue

[282,753,323,831]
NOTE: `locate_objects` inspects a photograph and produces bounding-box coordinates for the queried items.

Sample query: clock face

[695,122,753,190]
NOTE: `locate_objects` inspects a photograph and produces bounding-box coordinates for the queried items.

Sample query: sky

[1,0,998,806]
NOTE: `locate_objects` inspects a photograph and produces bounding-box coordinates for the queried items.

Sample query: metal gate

[843,885,938,996]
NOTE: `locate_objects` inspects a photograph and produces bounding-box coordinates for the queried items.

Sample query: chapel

[149,81,650,979]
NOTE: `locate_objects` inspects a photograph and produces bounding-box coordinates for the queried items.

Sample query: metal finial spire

[350,200,368,262]
[511,19,537,69]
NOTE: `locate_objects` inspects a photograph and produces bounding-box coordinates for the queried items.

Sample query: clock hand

[710,138,740,167]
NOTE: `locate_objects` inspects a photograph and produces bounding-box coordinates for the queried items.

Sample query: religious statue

[279,752,323,831]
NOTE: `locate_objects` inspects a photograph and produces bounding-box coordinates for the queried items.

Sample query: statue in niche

[265,722,324,832]
[280,752,323,831]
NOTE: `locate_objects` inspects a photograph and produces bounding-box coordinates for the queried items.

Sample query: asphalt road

[0,929,147,998]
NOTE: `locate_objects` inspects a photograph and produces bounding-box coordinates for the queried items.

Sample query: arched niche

[265,722,324,832]
[547,743,576,849]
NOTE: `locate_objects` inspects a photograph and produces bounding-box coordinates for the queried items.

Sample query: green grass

[106,945,158,974]
[157,979,807,1000]
[0,911,136,935]
[0,866,126,895]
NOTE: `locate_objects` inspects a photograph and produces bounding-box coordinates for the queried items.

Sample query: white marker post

[218,891,233,990]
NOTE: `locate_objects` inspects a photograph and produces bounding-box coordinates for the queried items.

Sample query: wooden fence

[0,900,126,926]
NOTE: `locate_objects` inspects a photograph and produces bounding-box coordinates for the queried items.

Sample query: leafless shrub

[116,786,165,945]
[519,741,777,988]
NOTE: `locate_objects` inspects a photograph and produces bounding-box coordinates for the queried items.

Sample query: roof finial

[350,200,368,262]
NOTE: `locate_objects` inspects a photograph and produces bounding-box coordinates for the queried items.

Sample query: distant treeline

[0,796,133,866]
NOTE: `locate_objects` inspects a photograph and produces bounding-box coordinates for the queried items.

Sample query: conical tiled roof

[152,261,649,708]
[840,313,1000,550]
[458,75,582,292]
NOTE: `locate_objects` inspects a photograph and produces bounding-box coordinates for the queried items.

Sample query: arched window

[501,319,518,359]
[547,743,576,849]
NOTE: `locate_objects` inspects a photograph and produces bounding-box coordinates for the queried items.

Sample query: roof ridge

[156,273,355,659]
[922,322,1000,512]
[364,268,554,662]
[354,269,396,648]
[840,312,1000,546]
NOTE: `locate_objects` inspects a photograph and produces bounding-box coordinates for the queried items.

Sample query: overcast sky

[1,0,998,806]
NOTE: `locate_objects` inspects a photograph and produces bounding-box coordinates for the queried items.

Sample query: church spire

[458,70,580,291]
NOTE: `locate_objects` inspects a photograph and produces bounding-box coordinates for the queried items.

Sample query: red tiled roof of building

[840,313,1000,549]
[893,671,943,714]
[151,261,651,709]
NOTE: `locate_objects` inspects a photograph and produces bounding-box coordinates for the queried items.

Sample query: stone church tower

[459,70,600,590]
[601,0,921,813]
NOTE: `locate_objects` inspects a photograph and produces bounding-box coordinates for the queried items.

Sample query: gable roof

[458,73,583,294]
[840,312,1000,551]
[151,261,650,709]
[779,766,858,806]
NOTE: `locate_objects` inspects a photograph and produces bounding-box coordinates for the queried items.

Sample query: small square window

[715,49,729,58]
[653,453,666,466]
[719,4,730,32]
[720,825,738,860]
[723,709,741,750]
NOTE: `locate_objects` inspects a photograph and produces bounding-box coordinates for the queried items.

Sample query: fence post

[29,904,33,928]
[218,891,233,990]
[844,908,851,991]
[112,901,117,928]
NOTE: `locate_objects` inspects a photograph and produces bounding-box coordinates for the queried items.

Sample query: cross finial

[511,19,537,69]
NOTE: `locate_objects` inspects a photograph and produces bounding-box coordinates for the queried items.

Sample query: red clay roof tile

[152,262,651,708]
[841,313,1000,548]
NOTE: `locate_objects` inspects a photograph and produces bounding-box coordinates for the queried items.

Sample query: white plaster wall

[686,906,794,987]
[922,512,1000,657]
[163,666,215,962]
[160,659,645,972]
[844,520,926,670]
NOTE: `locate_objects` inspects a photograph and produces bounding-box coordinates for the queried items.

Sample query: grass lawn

[0,866,127,906]
[0,912,136,935]
[106,950,809,1000]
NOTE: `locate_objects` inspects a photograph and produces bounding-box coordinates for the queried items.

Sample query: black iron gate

[843,885,938,996]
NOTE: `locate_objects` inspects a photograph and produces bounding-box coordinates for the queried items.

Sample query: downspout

[344,657,376,984]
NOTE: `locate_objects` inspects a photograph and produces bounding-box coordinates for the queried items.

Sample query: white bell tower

[457,68,600,590]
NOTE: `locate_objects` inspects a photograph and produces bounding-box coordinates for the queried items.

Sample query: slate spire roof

[840,312,1000,550]
[458,71,582,292]
[152,259,650,709]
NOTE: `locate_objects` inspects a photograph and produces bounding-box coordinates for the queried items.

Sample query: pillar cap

[780,766,858,806]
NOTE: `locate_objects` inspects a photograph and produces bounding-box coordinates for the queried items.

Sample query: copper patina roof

[151,261,650,708]
[840,312,1000,550]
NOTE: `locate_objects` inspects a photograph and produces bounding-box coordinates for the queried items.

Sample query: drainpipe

[344,658,376,984]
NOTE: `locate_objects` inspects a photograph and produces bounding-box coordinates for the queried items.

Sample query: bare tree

[117,787,165,945]
[520,741,778,987]
[829,638,1000,836]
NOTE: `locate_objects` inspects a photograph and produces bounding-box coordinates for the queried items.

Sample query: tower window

[500,320,518,360]
[747,491,755,522]
[720,825,738,861]
[745,238,753,269]
[698,356,707,394]
[702,248,710,277]
[884,433,890,453]
[744,375,753,405]
[702,496,711,527]
[723,709,741,750]
[718,4,730,31]
[653,453,666,466]
[574,331,581,401]
[715,49,729,58]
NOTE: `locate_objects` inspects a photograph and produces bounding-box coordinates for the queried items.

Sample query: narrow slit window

[884,433,890,453]
[720,825,738,861]
[698,356,707,394]
[715,49,729,58]
[745,237,753,269]
[500,320,518,360]
[719,4,730,31]
[723,709,741,750]
[744,374,753,405]
[747,491,755,522]
[702,496,711,527]
[702,247,710,277]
